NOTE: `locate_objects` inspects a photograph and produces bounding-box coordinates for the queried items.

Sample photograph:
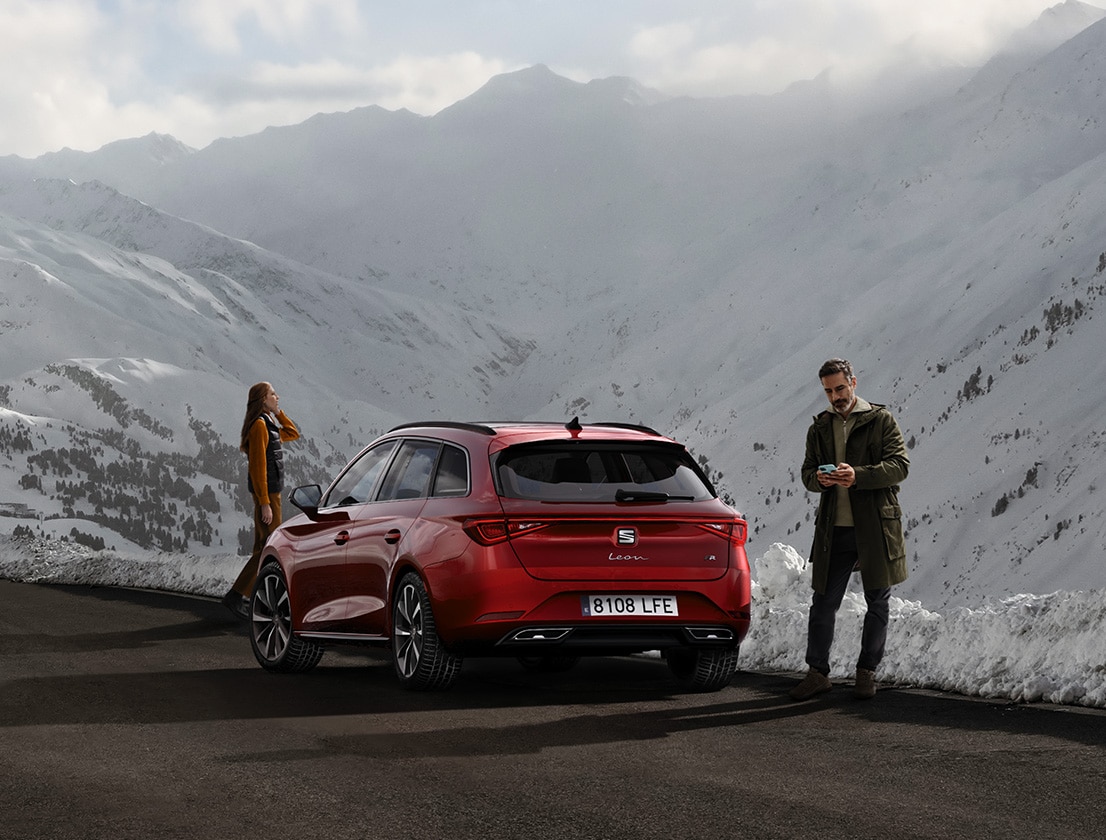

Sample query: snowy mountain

[0,178,538,553]
[1,1,1105,609]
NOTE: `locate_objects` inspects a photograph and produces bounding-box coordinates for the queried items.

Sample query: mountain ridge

[1,4,1105,607]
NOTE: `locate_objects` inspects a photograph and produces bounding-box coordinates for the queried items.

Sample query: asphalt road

[1,578,1104,840]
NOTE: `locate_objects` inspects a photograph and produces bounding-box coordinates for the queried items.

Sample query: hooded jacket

[801,402,909,592]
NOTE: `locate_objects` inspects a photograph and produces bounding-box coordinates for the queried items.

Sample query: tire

[517,655,580,674]
[665,647,740,692]
[249,562,324,673]
[391,573,462,690]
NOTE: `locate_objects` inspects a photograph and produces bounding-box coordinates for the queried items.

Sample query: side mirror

[289,484,349,523]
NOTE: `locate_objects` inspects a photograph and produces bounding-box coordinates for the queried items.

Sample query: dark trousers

[231,493,282,597]
[805,527,890,675]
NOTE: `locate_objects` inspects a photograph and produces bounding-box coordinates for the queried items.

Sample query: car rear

[427,424,750,685]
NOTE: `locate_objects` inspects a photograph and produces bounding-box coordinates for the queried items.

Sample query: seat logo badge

[614,527,637,546]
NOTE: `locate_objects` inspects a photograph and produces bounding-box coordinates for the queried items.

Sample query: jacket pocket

[880,503,906,562]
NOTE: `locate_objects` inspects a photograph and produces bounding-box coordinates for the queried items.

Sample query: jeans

[805,527,890,675]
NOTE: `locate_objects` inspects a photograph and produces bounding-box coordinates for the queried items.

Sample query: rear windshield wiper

[615,489,695,502]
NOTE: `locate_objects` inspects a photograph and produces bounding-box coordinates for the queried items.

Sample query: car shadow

[226,678,815,764]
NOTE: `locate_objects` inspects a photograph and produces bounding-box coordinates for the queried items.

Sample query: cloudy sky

[0,0,1074,158]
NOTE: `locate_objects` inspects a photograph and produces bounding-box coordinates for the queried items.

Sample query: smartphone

[818,464,837,474]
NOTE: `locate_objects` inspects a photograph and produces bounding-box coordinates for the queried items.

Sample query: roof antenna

[565,416,583,432]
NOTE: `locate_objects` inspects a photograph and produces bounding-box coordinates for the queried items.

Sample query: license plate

[581,594,678,617]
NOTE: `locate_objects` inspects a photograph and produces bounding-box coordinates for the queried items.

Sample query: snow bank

[2,535,1103,708]
[738,543,1106,708]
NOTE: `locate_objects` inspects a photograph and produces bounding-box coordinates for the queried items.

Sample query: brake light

[463,519,551,546]
[695,518,748,546]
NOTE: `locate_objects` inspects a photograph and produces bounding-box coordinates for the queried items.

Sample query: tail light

[463,519,551,546]
[695,518,748,546]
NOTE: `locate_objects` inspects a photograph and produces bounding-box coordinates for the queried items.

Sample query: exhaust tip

[507,627,573,642]
[685,627,735,642]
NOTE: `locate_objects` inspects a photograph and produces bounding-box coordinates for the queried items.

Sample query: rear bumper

[481,622,744,657]
[421,545,751,654]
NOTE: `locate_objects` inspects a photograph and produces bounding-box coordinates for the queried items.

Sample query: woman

[222,382,300,619]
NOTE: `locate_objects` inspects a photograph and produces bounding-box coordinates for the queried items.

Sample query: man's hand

[817,463,856,488]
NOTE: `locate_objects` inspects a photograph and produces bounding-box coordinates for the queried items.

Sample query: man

[790,358,909,701]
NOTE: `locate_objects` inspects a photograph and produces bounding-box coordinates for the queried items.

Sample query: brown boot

[789,668,832,700]
[854,668,877,699]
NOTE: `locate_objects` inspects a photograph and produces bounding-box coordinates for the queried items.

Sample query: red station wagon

[248,419,751,691]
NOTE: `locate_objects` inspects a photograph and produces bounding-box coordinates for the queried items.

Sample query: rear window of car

[495,443,715,502]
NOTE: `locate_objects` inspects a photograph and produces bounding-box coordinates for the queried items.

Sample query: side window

[431,444,469,497]
[325,441,397,506]
[377,440,442,501]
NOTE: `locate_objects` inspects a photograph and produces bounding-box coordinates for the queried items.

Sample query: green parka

[801,403,909,592]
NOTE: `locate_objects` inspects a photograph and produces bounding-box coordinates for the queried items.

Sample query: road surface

[1,579,1104,839]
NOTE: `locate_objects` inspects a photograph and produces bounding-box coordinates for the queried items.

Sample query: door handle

[384,529,402,544]
[334,530,351,546]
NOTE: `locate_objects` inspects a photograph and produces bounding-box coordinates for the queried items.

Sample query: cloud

[175,0,363,54]
[621,0,1058,96]
[629,22,833,96]
[350,52,515,115]
[195,52,509,113]
[151,51,509,151]
[0,0,1067,157]
[0,0,129,156]
[628,22,698,60]
[0,0,503,156]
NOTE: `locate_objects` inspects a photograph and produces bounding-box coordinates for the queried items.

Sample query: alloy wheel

[252,569,292,664]
[393,580,425,680]
[248,562,323,673]
[390,572,462,690]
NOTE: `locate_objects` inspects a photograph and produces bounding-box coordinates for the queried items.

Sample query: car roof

[385,419,680,452]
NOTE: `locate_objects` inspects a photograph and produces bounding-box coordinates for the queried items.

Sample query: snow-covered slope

[0,178,539,552]
[0,177,536,417]
[1,3,1105,609]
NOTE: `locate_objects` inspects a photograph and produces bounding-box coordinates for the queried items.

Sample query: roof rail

[388,421,497,436]
[386,420,663,437]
